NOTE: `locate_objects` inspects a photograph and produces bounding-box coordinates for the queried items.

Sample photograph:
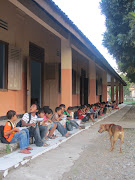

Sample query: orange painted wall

[0,73,27,116]
[61,69,72,108]
[58,94,80,107]
[89,79,96,104]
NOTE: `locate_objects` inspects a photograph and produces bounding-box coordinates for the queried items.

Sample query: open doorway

[80,69,88,105]
[31,60,42,106]
[27,42,44,109]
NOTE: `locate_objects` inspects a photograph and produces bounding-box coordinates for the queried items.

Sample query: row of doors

[27,62,90,110]
[27,43,91,109]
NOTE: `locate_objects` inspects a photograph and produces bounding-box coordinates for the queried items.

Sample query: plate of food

[37,118,44,122]
[19,127,28,131]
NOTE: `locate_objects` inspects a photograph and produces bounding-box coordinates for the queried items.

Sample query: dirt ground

[62,105,135,180]
[4,105,135,180]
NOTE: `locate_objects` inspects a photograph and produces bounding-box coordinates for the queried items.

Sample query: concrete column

[88,60,96,104]
[111,77,114,102]
[116,81,119,103]
[121,85,124,103]
[119,83,122,103]
[102,71,107,102]
[61,38,72,107]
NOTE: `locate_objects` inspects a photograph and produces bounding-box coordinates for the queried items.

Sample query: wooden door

[27,57,31,112]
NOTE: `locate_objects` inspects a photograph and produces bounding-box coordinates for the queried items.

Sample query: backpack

[16,113,31,127]
[74,111,78,119]
[0,121,13,144]
[82,115,89,122]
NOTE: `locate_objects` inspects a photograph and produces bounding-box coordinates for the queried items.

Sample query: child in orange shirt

[4,110,32,154]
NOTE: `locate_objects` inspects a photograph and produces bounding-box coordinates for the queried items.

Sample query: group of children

[3,101,119,154]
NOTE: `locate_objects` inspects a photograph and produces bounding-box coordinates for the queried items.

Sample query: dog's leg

[120,133,124,153]
[110,136,113,151]
[110,134,119,152]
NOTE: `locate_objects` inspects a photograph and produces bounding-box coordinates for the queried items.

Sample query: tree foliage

[100,0,135,82]
[120,73,131,97]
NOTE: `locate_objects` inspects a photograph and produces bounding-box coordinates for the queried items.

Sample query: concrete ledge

[0,143,19,153]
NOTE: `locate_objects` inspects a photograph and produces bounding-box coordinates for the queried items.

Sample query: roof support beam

[8,0,66,40]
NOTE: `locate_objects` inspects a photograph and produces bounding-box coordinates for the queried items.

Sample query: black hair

[43,106,49,113]
[31,103,40,111]
[45,108,53,114]
[7,110,16,120]
[59,104,65,108]
[55,107,61,112]
[67,106,73,111]
[37,108,44,114]
[81,105,86,109]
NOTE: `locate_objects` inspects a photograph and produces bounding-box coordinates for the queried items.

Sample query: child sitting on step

[4,110,32,154]
[37,108,57,139]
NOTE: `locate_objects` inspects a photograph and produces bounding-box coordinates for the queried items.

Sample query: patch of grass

[124,101,135,105]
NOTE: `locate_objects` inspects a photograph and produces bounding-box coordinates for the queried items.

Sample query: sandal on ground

[43,142,49,147]
[48,136,55,139]
[64,134,71,138]
[67,132,72,135]
[19,149,31,154]
[26,147,33,150]
[79,126,85,129]
[52,134,57,138]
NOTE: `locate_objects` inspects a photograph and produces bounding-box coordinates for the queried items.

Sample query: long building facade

[0,0,126,117]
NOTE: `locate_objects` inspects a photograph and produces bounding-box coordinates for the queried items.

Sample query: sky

[53,0,118,70]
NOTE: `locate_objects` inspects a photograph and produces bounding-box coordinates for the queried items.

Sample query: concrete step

[0,143,19,155]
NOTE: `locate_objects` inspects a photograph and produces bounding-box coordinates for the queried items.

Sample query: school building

[0,0,126,117]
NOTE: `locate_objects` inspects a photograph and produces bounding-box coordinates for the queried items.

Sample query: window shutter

[8,45,22,90]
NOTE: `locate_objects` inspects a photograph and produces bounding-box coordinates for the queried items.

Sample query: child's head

[45,108,53,119]
[81,105,86,111]
[37,108,45,118]
[91,104,94,108]
[86,104,90,110]
[67,106,73,114]
[43,106,49,114]
[59,104,66,113]
[7,110,17,121]
[55,107,62,115]
[30,104,40,113]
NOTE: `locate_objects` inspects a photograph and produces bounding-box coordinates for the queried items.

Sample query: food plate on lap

[19,127,28,131]
[37,118,44,121]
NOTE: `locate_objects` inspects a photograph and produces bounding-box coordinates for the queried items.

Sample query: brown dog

[98,124,124,153]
